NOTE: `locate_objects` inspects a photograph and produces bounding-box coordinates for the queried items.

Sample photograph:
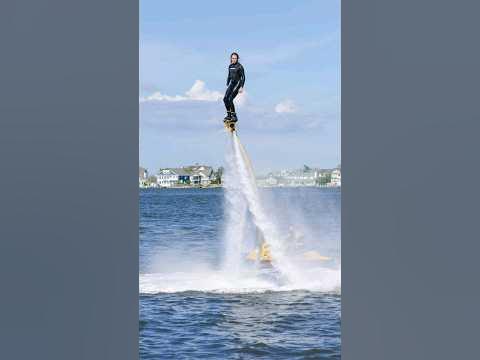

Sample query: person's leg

[223,84,234,112]
[229,83,241,121]
[223,85,234,121]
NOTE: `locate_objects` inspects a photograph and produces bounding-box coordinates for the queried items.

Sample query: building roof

[184,165,213,176]
[157,168,179,175]
[174,168,191,176]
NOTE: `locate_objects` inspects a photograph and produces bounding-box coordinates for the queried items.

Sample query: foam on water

[140,267,340,294]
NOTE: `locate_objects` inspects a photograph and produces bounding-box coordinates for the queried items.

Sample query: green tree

[213,167,224,184]
[318,173,332,185]
[147,176,157,185]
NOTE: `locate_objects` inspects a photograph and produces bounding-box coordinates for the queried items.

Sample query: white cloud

[140,80,223,103]
[140,95,330,135]
[275,99,297,113]
[140,86,334,134]
[140,93,187,102]
[185,80,223,101]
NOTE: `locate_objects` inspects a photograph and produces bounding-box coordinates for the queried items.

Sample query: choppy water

[140,187,341,359]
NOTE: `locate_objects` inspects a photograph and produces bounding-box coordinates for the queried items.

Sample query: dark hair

[230,52,239,59]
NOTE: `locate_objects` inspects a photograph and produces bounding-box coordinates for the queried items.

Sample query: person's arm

[226,68,231,86]
[239,65,245,88]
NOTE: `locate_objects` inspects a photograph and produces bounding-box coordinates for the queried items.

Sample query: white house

[189,165,214,186]
[331,168,341,187]
[256,175,278,187]
[156,168,179,187]
[280,169,317,186]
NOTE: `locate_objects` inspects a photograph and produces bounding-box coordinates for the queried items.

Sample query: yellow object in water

[302,251,331,261]
[246,242,272,262]
[259,242,272,262]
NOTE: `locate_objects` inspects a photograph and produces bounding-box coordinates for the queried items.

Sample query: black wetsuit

[223,62,245,113]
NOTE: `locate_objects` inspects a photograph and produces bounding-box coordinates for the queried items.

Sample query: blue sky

[140,0,340,174]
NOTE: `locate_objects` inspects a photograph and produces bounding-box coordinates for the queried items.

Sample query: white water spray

[222,133,300,283]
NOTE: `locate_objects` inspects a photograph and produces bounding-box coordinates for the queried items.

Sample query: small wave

[139,267,340,295]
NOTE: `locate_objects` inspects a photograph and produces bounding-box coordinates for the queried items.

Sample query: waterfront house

[257,174,279,187]
[139,167,148,187]
[331,168,341,187]
[176,168,191,185]
[187,165,214,186]
[157,168,180,187]
[278,168,317,186]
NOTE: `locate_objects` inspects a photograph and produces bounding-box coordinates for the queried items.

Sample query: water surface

[140,187,341,359]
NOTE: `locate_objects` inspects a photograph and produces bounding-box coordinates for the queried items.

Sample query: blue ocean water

[140,187,341,359]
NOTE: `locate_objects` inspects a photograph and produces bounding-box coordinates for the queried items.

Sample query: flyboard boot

[223,111,232,122]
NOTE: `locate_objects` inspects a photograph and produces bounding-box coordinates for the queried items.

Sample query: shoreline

[139,184,341,190]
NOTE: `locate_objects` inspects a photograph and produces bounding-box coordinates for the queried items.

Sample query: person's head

[230,52,239,64]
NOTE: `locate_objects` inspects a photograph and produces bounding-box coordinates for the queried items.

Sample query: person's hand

[239,87,244,93]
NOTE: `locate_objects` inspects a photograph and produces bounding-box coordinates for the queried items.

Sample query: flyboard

[224,119,237,133]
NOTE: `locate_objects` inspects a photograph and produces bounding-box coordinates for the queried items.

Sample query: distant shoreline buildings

[256,165,341,188]
[139,164,340,189]
[139,165,221,188]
